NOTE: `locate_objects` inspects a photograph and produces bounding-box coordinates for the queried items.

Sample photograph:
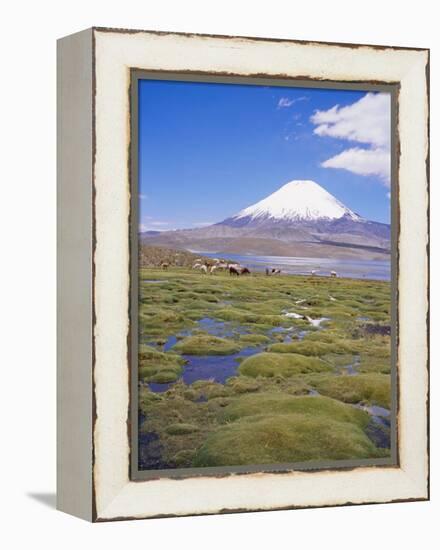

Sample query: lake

[202,252,390,281]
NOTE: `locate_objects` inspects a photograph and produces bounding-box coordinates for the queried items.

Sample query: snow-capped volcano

[141,178,390,260]
[232,180,361,223]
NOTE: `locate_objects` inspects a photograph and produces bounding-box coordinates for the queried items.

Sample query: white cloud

[139,223,156,232]
[139,193,148,200]
[277,96,308,109]
[310,92,391,184]
[139,220,171,232]
[278,97,295,108]
[192,221,214,227]
[311,93,390,147]
[322,147,390,182]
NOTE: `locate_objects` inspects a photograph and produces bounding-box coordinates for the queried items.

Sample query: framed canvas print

[57,27,429,522]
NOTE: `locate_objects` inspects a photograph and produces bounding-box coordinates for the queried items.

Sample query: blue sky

[138,79,391,230]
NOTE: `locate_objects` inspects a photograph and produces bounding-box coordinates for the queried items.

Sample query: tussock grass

[171,449,196,467]
[190,380,230,399]
[173,334,241,355]
[139,386,163,415]
[268,340,357,356]
[192,413,386,467]
[215,307,286,327]
[221,394,370,427]
[225,376,261,394]
[137,267,392,468]
[322,353,357,368]
[238,352,331,378]
[138,346,185,383]
[358,356,391,374]
[166,423,200,435]
[238,334,271,345]
[310,373,391,409]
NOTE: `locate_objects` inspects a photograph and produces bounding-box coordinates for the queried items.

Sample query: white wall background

[0,0,437,548]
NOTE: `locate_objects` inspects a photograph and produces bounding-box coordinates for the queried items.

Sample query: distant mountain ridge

[141,180,391,260]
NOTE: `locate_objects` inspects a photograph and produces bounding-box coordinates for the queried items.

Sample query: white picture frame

[57,27,429,522]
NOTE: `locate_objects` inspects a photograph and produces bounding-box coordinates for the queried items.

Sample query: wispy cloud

[139,219,215,232]
[139,193,148,200]
[310,92,391,184]
[139,223,155,233]
[277,96,308,109]
[139,220,172,232]
[278,97,295,108]
[192,221,214,227]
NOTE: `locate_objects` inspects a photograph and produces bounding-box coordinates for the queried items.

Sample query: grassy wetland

[137,265,393,471]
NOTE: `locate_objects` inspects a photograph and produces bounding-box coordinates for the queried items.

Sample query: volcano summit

[226,180,361,225]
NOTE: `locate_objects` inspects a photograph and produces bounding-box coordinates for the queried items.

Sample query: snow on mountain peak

[234,179,361,222]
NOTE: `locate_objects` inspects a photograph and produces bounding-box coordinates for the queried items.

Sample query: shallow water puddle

[148,345,263,391]
[269,326,308,342]
[197,317,249,337]
[269,326,294,343]
[353,403,391,448]
[147,317,263,391]
[147,317,248,352]
[339,356,360,376]
[181,345,263,385]
[147,381,173,393]
[364,405,391,418]
[138,418,166,470]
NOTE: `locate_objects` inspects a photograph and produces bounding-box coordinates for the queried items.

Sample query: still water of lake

[203,253,391,281]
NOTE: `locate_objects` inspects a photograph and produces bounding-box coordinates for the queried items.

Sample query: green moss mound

[238,352,331,378]
[138,306,190,337]
[166,423,200,435]
[190,380,230,399]
[192,413,384,467]
[311,373,391,408]
[171,449,196,467]
[268,340,356,356]
[137,267,393,468]
[138,386,163,414]
[225,376,261,394]
[138,346,185,383]
[172,334,240,355]
[150,370,181,383]
[221,393,370,427]
[322,353,357,368]
[238,334,271,345]
[358,355,391,374]
[215,307,285,327]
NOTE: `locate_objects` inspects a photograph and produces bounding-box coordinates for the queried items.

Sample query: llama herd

[189,258,338,278]
[159,258,338,278]
[191,259,250,276]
